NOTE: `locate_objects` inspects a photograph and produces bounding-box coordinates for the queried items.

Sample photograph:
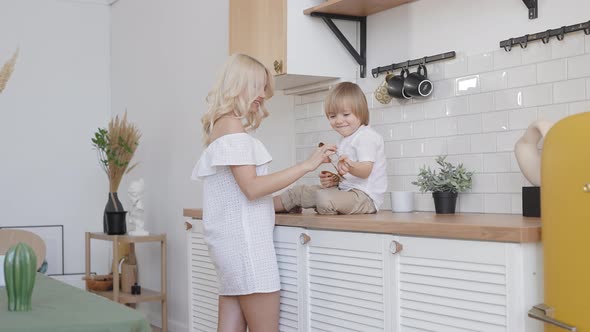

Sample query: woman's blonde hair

[324,82,369,125]
[201,54,274,145]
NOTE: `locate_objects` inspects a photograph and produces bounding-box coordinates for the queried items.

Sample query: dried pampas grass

[107,112,142,192]
[0,49,18,94]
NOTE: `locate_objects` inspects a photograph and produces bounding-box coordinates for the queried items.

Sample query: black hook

[584,21,590,35]
[372,70,379,78]
[541,30,551,44]
[519,34,529,48]
[504,38,513,52]
[556,26,565,40]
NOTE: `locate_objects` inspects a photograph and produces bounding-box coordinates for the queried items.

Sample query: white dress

[191,133,280,295]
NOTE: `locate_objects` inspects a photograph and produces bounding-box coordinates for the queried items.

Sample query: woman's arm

[231,145,336,200]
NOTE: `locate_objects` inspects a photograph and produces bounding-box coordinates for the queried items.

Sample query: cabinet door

[306,229,396,332]
[398,236,513,332]
[229,0,286,75]
[274,226,309,331]
[187,219,219,332]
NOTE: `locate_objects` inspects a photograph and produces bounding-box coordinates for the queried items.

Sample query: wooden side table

[85,232,167,332]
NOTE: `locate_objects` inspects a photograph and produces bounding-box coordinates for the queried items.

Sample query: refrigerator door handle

[528,303,577,331]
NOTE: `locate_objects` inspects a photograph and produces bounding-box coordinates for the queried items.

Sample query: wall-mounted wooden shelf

[304,0,415,17]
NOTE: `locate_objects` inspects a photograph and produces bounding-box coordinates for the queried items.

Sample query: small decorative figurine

[127,178,148,236]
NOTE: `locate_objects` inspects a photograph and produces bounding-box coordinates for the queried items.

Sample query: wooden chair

[0,229,46,270]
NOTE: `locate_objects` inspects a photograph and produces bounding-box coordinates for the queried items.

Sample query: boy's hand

[337,155,353,176]
[319,171,339,188]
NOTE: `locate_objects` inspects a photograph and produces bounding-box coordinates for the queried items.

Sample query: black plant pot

[105,211,127,235]
[432,192,458,214]
[104,192,124,233]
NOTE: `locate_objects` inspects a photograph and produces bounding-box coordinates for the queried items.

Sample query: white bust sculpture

[128,178,148,236]
[514,120,553,187]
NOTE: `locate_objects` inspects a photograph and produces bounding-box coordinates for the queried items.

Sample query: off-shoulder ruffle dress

[192,133,280,295]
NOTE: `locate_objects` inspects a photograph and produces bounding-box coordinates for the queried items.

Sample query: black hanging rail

[309,12,367,78]
[500,20,590,51]
[370,51,456,78]
[522,0,538,19]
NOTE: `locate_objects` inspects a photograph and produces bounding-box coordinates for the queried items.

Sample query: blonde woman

[192,54,336,332]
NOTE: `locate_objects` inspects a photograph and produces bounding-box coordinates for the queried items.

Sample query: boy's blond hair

[324,82,369,125]
[201,54,275,145]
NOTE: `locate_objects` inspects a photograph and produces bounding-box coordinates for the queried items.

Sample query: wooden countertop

[183,208,541,243]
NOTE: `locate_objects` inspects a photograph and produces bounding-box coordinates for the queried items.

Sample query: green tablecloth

[0,273,151,332]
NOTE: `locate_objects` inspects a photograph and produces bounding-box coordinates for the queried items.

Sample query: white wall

[0,0,111,275]
[110,0,294,330]
[294,0,590,214]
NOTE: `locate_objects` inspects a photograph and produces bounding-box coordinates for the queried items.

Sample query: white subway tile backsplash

[446,136,470,155]
[412,120,435,138]
[537,59,567,83]
[508,107,538,129]
[484,194,512,213]
[507,65,537,88]
[522,42,552,64]
[482,111,509,132]
[495,89,523,110]
[433,79,455,99]
[423,100,447,119]
[291,38,590,213]
[393,122,413,140]
[483,153,511,173]
[497,130,524,152]
[551,32,585,59]
[523,84,553,107]
[553,78,586,103]
[294,105,308,119]
[569,100,590,115]
[457,114,482,134]
[471,173,497,192]
[402,103,425,121]
[567,54,590,78]
[470,133,497,153]
[538,104,569,122]
[469,92,495,113]
[497,173,524,192]
[435,117,458,136]
[480,70,507,92]
[493,48,522,70]
[458,193,484,213]
[455,75,480,95]
[444,56,468,79]
[446,96,470,116]
[468,53,494,74]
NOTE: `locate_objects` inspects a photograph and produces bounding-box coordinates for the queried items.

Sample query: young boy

[274,82,387,215]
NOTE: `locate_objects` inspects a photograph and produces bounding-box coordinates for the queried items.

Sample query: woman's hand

[337,155,353,176]
[319,171,339,188]
[303,144,336,172]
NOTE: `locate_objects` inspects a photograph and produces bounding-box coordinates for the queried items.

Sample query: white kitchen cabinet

[229,0,357,90]
[187,220,542,332]
[306,229,400,332]
[397,236,543,332]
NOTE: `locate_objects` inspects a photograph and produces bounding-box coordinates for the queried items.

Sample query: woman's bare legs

[217,295,247,332]
[238,291,280,332]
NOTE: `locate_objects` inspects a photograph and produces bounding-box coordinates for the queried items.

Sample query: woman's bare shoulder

[210,116,245,142]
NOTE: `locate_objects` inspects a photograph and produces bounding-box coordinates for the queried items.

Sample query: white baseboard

[147,311,188,332]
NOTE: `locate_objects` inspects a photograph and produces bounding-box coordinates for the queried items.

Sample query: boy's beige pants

[279,185,376,215]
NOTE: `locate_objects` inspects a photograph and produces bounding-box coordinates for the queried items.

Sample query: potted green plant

[412,155,474,214]
[92,112,141,234]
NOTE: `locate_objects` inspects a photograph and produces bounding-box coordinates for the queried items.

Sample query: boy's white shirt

[337,125,387,210]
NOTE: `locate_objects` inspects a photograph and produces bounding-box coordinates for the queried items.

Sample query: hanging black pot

[104,192,124,233]
[432,192,458,214]
[105,211,127,235]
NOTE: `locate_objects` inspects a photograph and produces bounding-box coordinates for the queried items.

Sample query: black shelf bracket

[500,20,590,51]
[522,0,538,19]
[310,12,367,78]
[371,51,456,78]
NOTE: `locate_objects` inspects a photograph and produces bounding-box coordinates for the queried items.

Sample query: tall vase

[104,192,124,233]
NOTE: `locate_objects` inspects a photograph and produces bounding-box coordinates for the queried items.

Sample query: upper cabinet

[230,0,358,90]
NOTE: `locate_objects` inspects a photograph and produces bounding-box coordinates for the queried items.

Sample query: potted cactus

[412,155,474,214]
